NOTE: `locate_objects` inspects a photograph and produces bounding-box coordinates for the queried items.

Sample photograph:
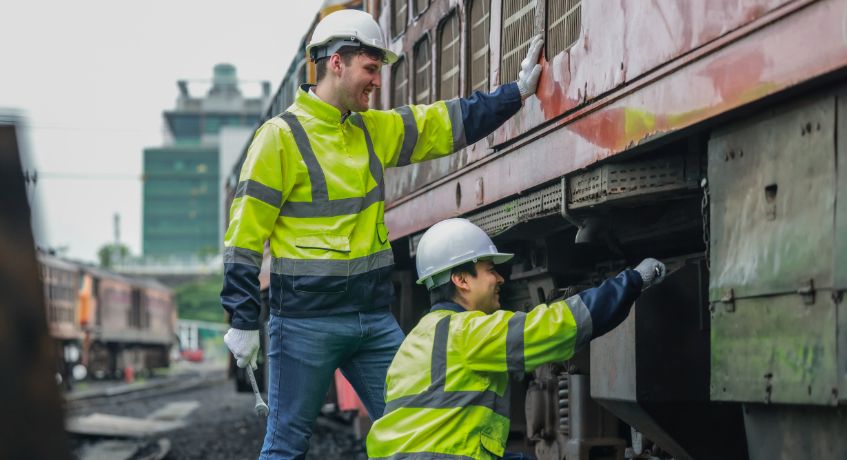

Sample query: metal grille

[392,0,407,37]
[469,182,562,236]
[568,154,694,209]
[546,0,581,58]
[500,0,537,83]
[414,36,431,104]
[392,57,408,107]
[438,12,461,99]
[413,0,429,17]
[468,0,490,93]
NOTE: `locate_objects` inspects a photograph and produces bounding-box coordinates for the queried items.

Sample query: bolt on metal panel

[707,95,836,302]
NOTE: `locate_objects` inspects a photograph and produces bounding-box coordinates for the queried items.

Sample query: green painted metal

[708,96,836,302]
[708,93,841,405]
[837,90,847,401]
[710,294,838,405]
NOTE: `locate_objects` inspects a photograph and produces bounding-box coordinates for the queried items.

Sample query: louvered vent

[413,0,429,17]
[468,0,490,93]
[501,0,537,83]
[438,13,461,99]
[547,0,581,57]
[392,57,408,107]
[392,0,407,38]
[414,37,431,104]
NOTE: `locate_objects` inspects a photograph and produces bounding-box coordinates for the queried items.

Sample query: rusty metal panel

[708,95,836,301]
[385,0,847,240]
[710,294,839,405]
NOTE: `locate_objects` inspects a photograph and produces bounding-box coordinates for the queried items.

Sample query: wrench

[246,365,269,417]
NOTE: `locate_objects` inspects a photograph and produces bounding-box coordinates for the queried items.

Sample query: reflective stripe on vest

[383,314,512,418]
[277,111,385,218]
[270,248,394,276]
[370,453,477,460]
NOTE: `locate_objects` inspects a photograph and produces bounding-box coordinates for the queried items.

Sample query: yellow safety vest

[222,85,467,324]
[366,296,594,460]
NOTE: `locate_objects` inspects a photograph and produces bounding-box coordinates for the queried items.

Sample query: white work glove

[516,34,544,100]
[224,328,260,370]
[634,258,667,291]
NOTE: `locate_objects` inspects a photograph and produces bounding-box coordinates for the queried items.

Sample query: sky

[1,0,324,263]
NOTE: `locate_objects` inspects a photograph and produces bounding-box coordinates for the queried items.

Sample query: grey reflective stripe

[277,111,385,218]
[395,106,418,166]
[349,113,385,197]
[429,315,451,388]
[279,112,328,201]
[445,99,467,151]
[234,179,282,208]
[564,294,594,349]
[223,246,263,268]
[281,186,382,218]
[370,453,475,460]
[506,311,526,374]
[383,388,510,419]
[271,248,394,277]
[384,312,510,418]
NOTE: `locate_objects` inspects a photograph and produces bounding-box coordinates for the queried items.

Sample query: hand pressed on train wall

[517,34,544,100]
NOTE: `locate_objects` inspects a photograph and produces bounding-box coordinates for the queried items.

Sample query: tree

[173,274,226,322]
[97,243,130,268]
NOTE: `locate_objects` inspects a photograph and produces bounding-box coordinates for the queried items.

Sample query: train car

[81,266,176,379]
[36,253,177,382]
[38,252,86,387]
[368,1,847,459]
[225,0,847,457]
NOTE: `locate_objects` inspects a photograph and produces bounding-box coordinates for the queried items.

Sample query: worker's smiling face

[464,260,505,314]
[338,51,382,112]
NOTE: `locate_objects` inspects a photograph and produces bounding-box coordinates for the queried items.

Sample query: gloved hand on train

[224,328,260,370]
[516,34,544,100]
[634,258,667,291]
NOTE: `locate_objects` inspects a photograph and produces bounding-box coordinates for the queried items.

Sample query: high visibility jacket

[366,270,643,460]
[222,83,522,329]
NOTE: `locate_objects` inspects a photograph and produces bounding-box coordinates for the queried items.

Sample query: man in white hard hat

[221,8,546,459]
[366,218,666,459]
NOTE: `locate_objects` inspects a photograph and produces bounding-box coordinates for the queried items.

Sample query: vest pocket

[479,433,506,458]
[376,222,389,244]
[292,234,350,293]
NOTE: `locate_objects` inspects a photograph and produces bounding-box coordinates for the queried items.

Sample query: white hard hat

[416,218,513,290]
[306,9,398,64]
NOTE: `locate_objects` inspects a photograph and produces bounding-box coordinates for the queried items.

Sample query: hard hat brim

[415,252,513,286]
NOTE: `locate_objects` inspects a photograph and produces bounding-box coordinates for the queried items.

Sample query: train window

[413,0,429,18]
[546,0,581,58]
[413,36,432,104]
[392,57,408,107]
[500,0,538,83]
[467,0,490,93]
[438,12,461,99]
[392,0,407,38]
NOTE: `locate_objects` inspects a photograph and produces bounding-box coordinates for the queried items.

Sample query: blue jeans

[260,308,404,460]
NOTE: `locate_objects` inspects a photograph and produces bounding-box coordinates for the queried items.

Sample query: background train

[226,0,847,458]
[38,251,177,386]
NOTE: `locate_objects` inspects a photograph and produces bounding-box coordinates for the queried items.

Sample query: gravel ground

[69,378,367,460]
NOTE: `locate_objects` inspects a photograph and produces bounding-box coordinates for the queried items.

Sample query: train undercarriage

[390,81,847,459]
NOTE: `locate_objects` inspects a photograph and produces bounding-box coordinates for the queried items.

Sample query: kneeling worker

[366,218,666,459]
